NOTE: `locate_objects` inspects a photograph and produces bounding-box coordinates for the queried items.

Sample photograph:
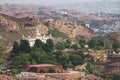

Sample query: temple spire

[36,28,41,36]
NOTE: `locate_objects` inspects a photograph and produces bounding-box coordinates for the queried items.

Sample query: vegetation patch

[48,29,68,38]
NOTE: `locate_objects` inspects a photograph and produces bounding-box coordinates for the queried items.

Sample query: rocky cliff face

[0,14,19,32]
[0,14,25,47]
[24,16,48,34]
[24,17,94,40]
[43,19,94,40]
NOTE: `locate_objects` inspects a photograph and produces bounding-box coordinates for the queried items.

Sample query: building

[22,28,51,46]
[24,64,63,73]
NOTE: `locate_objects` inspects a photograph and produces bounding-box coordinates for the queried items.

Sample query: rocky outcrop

[102,32,120,43]
[0,14,19,32]
[24,16,48,34]
[24,16,39,27]
[24,17,94,40]
[43,19,94,40]
[0,13,94,47]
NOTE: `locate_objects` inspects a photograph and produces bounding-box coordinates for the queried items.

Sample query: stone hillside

[43,19,94,40]
[102,32,120,43]
[0,13,19,32]
[0,13,94,47]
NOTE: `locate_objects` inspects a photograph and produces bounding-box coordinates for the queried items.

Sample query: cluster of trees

[13,37,117,68]
[11,39,55,65]
[12,39,54,56]
[87,37,120,51]
[55,51,73,69]
[11,37,120,69]
[56,38,109,51]
[11,39,85,69]
[56,38,108,50]
[56,39,72,50]
[87,37,106,50]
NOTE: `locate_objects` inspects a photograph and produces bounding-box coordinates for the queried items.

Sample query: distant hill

[0,4,120,37]
[0,4,40,18]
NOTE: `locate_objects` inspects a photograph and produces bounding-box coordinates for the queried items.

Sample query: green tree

[31,48,56,64]
[79,40,87,48]
[98,40,105,47]
[20,39,31,53]
[64,39,72,48]
[96,40,106,50]
[112,42,120,49]
[55,51,62,59]
[56,41,65,50]
[43,39,54,52]
[30,48,46,63]
[88,37,107,50]
[12,41,19,54]
[12,54,31,66]
[88,38,97,49]
[71,44,79,50]
[86,62,94,74]
[34,39,44,48]
[69,52,85,66]
[78,52,85,59]
[58,55,73,69]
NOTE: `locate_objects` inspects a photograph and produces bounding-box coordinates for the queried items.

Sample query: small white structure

[57,10,68,15]
[22,28,51,46]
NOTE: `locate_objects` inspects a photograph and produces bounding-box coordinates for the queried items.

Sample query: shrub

[10,69,19,75]
[40,68,47,73]
[48,29,67,38]
[49,67,55,73]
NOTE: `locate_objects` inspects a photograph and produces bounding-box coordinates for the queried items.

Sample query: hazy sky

[0,0,118,5]
[0,0,103,5]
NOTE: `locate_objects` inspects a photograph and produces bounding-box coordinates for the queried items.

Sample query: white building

[22,28,51,46]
